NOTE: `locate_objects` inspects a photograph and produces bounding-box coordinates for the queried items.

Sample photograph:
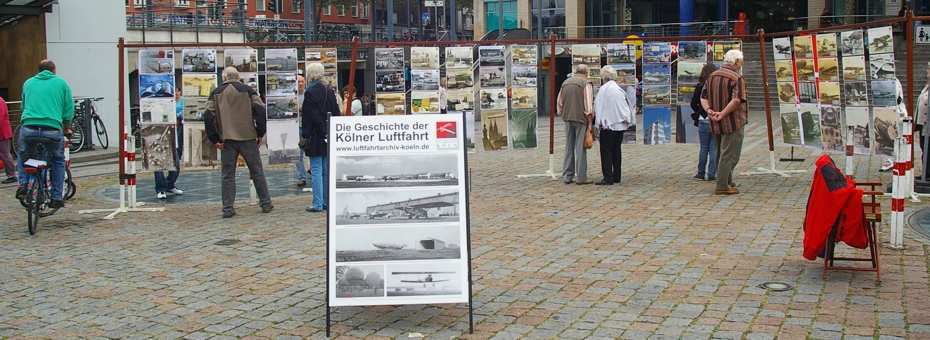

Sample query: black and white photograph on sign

[774,60,794,82]
[266,96,299,120]
[241,73,260,95]
[335,154,458,189]
[140,58,174,74]
[481,110,509,151]
[334,265,385,298]
[411,47,440,69]
[181,74,217,97]
[224,49,257,72]
[511,45,537,65]
[919,25,930,44]
[264,49,298,71]
[871,80,897,107]
[445,47,473,68]
[333,190,461,227]
[376,70,405,92]
[305,50,322,62]
[182,98,208,121]
[606,43,637,64]
[816,33,838,57]
[446,70,473,90]
[840,30,865,55]
[780,104,802,145]
[677,41,707,61]
[842,56,867,81]
[386,262,463,297]
[185,125,219,167]
[642,42,671,63]
[845,106,871,155]
[821,106,845,152]
[265,120,300,165]
[713,41,741,62]
[622,124,637,144]
[510,108,538,149]
[139,50,173,59]
[140,74,175,98]
[479,89,508,111]
[869,53,896,80]
[479,46,506,66]
[141,124,178,171]
[323,71,338,88]
[617,64,637,84]
[642,85,671,105]
[795,59,815,81]
[800,104,822,148]
[411,91,440,113]
[447,90,474,111]
[844,82,869,106]
[479,67,507,88]
[512,66,538,87]
[867,26,894,54]
[266,72,298,97]
[181,49,216,73]
[873,106,896,157]
[376,93,406,115]
[676,105,699,143]
[139,99,176,125]
[375,48,405,70]
[777,82,797,104]
[677,62,704,83]
[588,67,601,79]
[465,110,475,152]
[819,82,841,106]
[411,69,440,91]
[818,58,839,81]
[309,48,338,70]
[793,35,813,58]
[772,37,792,60]
[642,64,671,84]
[678,85,695,103]
[797,82,818,104]
[511,88,537,109]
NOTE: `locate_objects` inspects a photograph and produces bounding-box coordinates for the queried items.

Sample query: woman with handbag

[302,63,339,212]
[592,66,635,186]
[690,63,718,181]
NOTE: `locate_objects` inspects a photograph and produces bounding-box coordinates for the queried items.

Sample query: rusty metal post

[345,36,360,116]
[758,28,774,153]
[118,37,126,182]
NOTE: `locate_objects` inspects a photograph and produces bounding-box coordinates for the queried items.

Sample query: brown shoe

[297,180,306,187]
[715,188,739,195]
[576,179,594,185]
[730,182,737,188]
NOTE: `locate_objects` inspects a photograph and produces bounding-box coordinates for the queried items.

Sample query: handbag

[583,126,594,149]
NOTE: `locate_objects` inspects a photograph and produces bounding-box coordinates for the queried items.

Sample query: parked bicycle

[20,136,65,235]
[70,97,108,152]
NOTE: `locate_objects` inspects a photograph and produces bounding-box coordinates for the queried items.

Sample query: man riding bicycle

[15,59,74,209]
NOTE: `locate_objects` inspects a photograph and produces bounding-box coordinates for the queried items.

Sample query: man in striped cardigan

[700,50,748,195]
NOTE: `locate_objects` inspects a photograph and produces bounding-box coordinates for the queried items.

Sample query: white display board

[328,114,470,307]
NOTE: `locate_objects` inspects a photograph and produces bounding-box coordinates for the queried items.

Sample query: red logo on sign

[437,122,456,139]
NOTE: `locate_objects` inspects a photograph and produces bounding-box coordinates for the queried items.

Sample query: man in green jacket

[15,60,74,208]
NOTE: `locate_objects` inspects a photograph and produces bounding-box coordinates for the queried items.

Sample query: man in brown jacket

[557,64,595,185]
[204,67,273,217]
[700,50,748,195]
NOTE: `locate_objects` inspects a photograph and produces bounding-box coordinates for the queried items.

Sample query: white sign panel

[328,114,469,307]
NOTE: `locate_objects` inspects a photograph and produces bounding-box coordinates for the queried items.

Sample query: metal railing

[550,21,737,39]
[790,14,890,30]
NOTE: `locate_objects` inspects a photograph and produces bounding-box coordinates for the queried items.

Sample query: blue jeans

[295,148,307,181]
[154,148,181,193]
[17,126,66,201]
[697,120,717,178]
[309,155,328,210]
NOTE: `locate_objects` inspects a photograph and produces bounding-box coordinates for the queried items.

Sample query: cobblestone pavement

[2,109,930,340]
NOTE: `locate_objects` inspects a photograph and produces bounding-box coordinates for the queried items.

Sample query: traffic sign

[425,0,444,6]
[422,13,430,23]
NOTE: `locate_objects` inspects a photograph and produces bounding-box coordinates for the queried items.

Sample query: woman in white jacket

[593,65,636,185]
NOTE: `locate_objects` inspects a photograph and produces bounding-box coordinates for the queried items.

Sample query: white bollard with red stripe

[845,128,855,180]
[889,116,912,249]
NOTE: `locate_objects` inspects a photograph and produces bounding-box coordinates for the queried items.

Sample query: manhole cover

[214,239,240,246]
[910,208,930,240]
[759,282,793,291]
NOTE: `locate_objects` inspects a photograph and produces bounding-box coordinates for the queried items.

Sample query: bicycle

[18,138,76,208]
[20,136,63,235]
[72,97,108,150]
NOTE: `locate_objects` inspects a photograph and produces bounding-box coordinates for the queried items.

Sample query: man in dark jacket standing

[302,63,339,212]
[205,67,273,217]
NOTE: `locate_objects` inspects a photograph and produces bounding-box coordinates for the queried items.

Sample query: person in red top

[0,96,15,184]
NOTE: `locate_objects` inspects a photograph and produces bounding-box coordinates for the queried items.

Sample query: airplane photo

[386,263,463,297]
[335,225,463,262]
[394,271,454,287]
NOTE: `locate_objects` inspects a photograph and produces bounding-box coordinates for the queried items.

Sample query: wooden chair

[822,181,882,282]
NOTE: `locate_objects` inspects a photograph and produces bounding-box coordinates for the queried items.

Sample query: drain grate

[908,208,930,241]
[214,239,241,246]
[759,282,793,291]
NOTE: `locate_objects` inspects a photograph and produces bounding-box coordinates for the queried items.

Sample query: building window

[133,0,143,6]
[176,0,190,7]
[361,3,369,18]
[323,5,330,15]
[337,5,345,16]
[351,3,358,17]
[256,0,264,11]
[292,0,300,13]
[530,0,565,36]
[485,0,517,32]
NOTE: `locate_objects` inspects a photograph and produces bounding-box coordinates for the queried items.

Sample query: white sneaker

[168,188,184,195]
[156,192,167,199]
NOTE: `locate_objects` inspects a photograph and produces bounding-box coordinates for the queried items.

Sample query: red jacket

[803,154,869,260]
[0,97,10,140]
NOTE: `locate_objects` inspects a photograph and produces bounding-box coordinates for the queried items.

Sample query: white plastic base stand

[80,134,164,219]
[742,150,807,177]
[516,153,560,180]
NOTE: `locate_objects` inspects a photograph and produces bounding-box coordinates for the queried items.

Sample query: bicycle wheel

[93,116,109,149]
[64,168,76,200]
[27,179,40,235]
[69,122,85,153]
[37,171,59,218]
